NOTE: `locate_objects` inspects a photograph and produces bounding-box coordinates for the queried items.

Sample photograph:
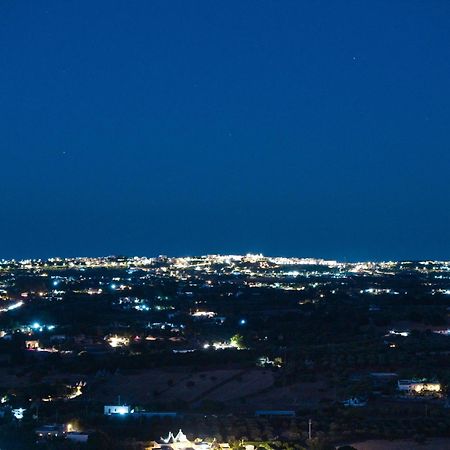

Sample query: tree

[87,430,113,450]
[231,334,245,349]
[306,438,334,450]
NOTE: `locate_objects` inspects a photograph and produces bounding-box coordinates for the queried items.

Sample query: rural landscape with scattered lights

[0,255,450,449]
[2,0,450,448]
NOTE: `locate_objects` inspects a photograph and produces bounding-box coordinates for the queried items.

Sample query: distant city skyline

[2,252,449,265]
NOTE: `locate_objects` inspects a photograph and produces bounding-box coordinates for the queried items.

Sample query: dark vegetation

[0,257,449,448]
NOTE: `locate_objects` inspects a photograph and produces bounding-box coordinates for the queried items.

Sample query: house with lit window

[35,424,67,438]
[397,379,441,394]
[104,405,132,415]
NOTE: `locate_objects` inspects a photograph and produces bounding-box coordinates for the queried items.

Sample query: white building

[104,405,131,415]
[35,424,67,438]
[397,379,441,393]
[342,397,367,407]
[151,430,211,450]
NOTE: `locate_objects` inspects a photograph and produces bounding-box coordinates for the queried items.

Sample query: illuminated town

[2,0,449,447]
[0,254,449,449]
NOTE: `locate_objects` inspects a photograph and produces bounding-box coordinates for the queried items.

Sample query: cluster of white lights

[107,336,130,348]
[0,301,23,313]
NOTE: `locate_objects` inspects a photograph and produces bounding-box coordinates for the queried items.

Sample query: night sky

[1,1,450,261]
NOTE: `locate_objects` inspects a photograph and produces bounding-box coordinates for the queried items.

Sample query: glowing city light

[107,335,130,348]
[12,408,26,420]
[0,301,24,313]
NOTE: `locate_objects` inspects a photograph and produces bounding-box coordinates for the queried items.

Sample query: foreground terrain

[0,254,449,448]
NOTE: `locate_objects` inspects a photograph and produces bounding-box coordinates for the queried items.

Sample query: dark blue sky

[1,1,450,261]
